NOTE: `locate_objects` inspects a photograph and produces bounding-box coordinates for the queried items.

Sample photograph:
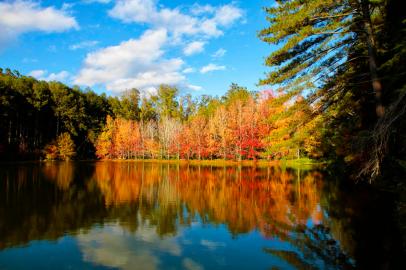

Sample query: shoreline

[0,158,324,169]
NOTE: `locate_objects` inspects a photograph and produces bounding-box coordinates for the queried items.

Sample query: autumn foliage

[96,85,319,160]
[43,132,76,161]
[90,162,324,237]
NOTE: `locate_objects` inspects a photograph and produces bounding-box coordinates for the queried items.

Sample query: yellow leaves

[94,90,321,161]
[96,116,141,159]
[95,116,115,159]
[262,92,322,159]
[43,132,76,161]
[114,118,141,159]
[57,132,76,161]
[43,143,58,160]
[89,163,324,236]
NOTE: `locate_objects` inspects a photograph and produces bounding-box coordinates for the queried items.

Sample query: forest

[0,71,319,162]
[0,0,406,265]
[1,0,405,183]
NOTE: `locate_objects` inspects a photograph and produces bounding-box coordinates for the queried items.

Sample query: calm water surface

[0,162,402,269]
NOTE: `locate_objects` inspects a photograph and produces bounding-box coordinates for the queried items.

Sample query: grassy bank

[98,158,325,169]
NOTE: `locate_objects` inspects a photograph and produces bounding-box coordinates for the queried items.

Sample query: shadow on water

[320,176,404,269]
[0,161,403,269]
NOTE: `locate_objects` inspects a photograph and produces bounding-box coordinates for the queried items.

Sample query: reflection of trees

[42,162,74,189]
[170,165,353,268]
[90,163,324,239]
[0,162,106,250]
[320,179,403,269]
[265,224,354,270]
[172,166,323,237]
[0,162,361,269]
[92,162,183,236]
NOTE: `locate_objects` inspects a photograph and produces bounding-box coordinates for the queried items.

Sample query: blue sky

[0,0,276,97]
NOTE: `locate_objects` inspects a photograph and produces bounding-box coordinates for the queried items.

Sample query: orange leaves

[114,118,141,159]
[42,143,59,160]
[95,90,272,160]
[90,162,324,237]
[188,115,208,159]
[95,88,320,160]
[42,132,76,161]
[96,116,141,159]
[177,124,194,159]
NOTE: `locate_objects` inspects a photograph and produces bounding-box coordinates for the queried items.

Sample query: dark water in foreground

[0,162,402,269]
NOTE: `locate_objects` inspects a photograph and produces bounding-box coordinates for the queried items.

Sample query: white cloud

[197,4,244,38]
[108,0,243,39]
[82,0,111,3]
[69,40,99,50]
[200,64,226,74]
[200,239,226,250]
[182,258,204,270]
[0,0,78,49]
[108,0,158,24]
[74,29,188,93]
[29,70,70,81]
[78,224,183,270]
[186,84,202,91]
[183,41,205,56]
[61,3,75,11]
[182,67,195,74]
[190,4,215,16]
[29,70,47,78]
[73,1,243,93]
[46,71,70,81]
[79,226,169,270]
[212,48,226,58]
[212,5,243,27]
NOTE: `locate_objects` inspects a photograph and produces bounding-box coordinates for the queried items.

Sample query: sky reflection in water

[0,162,360,269]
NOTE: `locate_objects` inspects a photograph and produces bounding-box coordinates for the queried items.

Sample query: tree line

[95,84,322,160]
[0,70,316,161]
[1,0,405,181]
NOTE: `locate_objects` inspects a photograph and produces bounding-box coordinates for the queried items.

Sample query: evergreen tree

[258,0,405,178]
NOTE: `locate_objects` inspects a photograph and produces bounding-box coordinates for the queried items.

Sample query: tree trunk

[361,0,384,118]
[56,116,60,137]
[8,119,12,144]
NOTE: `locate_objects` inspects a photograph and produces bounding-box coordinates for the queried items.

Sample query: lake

[0,161,402,269]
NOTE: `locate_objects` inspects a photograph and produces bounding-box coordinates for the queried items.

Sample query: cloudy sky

[0,0,275,96]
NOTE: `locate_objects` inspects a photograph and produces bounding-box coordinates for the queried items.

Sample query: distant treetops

[0,70,318,161]
[1,0,404,179]
[94,85,320,161]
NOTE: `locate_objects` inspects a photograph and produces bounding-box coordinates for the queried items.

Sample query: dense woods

[0,71,317,162]
[1,0,405,182]
[259,0,406,180]
[1,0,405,268]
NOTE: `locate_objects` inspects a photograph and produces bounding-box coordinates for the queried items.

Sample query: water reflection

[78,224,181,270]
[0,162,401,269]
